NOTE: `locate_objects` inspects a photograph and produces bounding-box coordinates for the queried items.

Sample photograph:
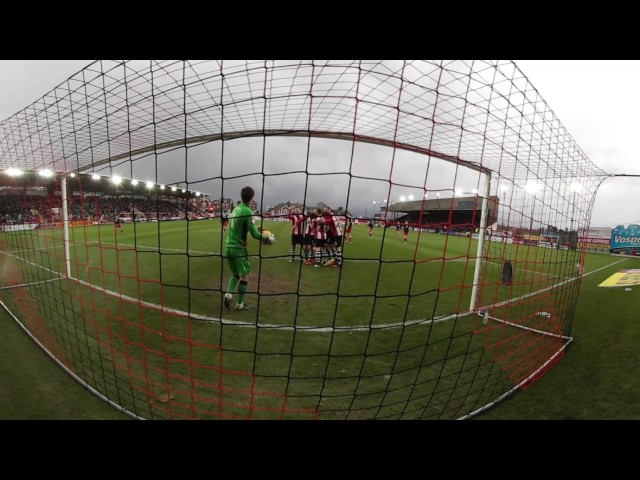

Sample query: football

[262,230,273,244]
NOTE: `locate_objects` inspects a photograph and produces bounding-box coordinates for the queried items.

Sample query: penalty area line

[0,277,63,291]
[68,273,472,332]
[476,256,631,322]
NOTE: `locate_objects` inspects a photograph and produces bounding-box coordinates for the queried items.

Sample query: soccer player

[303,210,316,265]
[403,221,410,244]
[324,209,344,267]
[313,212,328,267]
[368,220,374,237]
[396,222,401,235]
[221,210,229,235]
[223,186,275,311]
[289,207,305,262]
[323,207,335,264]
[114,217,124,233]
[345,217,353,245]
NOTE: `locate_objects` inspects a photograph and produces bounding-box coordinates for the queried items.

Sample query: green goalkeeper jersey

[225,203,266,248]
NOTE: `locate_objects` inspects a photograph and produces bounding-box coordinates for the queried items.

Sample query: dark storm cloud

[98,135,483,216]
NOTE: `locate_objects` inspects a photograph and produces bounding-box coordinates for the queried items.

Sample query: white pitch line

[0,298,143,421]
[87,241,218,256]
[478,257,631,314]
[484,259,568,279]
[6,241,91,254]
[0,277,63,291]
[0,249,66,279]
[68,272,473,332]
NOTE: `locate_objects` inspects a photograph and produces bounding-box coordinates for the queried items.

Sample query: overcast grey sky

[515,60,640,226]
[1,60,639,226]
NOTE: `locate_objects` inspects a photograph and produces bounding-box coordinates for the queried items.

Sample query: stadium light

[181,189,186,193]
[456,189,480,198]
[112,175,122,185]
[571,182,583,193]
[92,173,100,180]
[408,194,414,201]
[69,172,76,178]
[171,186,177,192]
[6,168,23,177]
[39,169,54,178]
[525,182,540,195]
[195,192,200,197]
[131,179,139,186]
[146,181,154,189]
[160,185,165,190]
[400,196,406,202]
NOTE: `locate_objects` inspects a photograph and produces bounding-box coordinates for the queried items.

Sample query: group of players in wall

[287,207,411,268]
[288,207,350,268]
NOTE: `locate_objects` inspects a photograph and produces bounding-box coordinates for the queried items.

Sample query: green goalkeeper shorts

[225,247,251,277]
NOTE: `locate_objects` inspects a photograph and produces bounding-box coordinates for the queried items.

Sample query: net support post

[470,171,491,312]
[61,175,71,278]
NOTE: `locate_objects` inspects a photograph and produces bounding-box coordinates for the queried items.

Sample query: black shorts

[304,234,314,246]
[332,235,343,248]
[326,231,335,245]
[291,234,304,246]
[314,238,326,248]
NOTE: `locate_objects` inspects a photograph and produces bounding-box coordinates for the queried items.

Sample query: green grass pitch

[0,219,620,419]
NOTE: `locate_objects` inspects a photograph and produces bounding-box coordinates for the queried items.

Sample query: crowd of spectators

[0,194,207,225]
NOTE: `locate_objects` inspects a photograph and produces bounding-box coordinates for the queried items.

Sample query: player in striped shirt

[313,212,328,267]
[303,209,316,265]
[288,207,305,262]
[323,207,344,267]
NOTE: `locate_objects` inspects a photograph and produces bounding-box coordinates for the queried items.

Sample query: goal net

[0,60,606,419]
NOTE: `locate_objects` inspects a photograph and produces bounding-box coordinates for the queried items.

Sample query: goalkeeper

[223,186,275,311]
